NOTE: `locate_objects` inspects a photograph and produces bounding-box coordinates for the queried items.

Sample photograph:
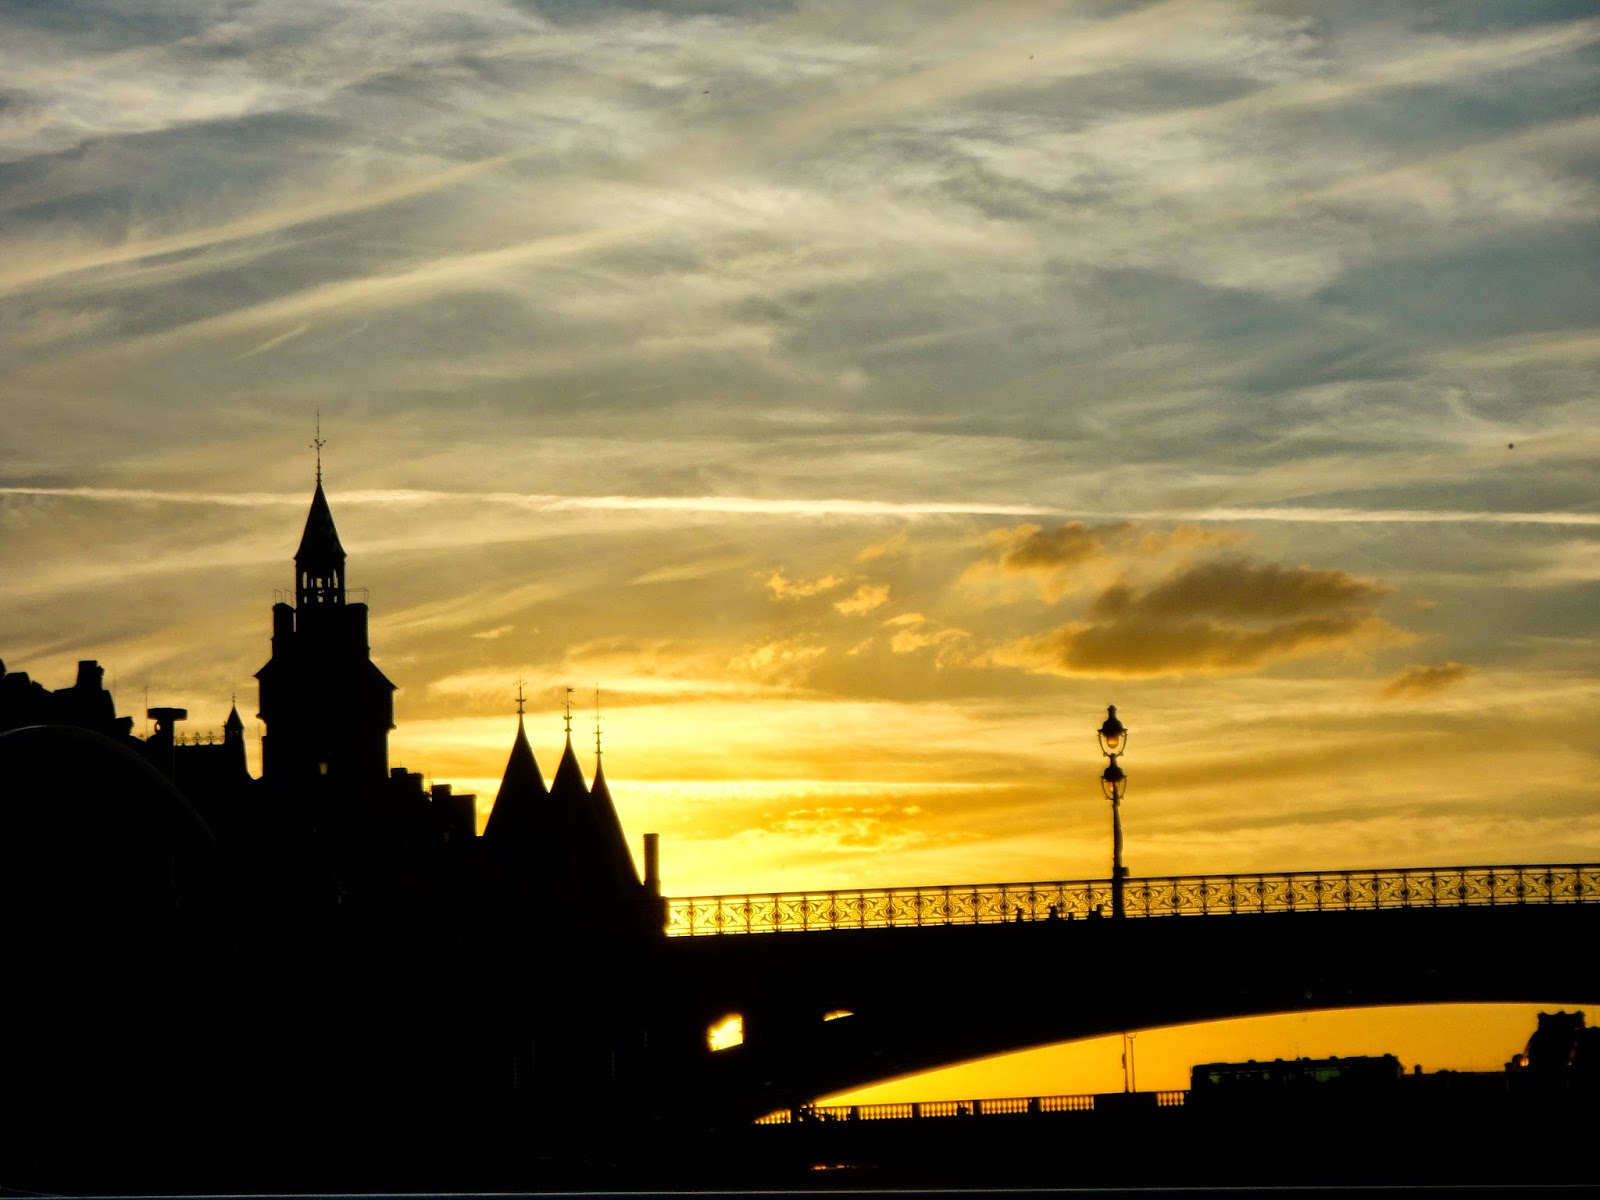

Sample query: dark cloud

[998,612,1398,678]
[1088,558,1387,620]
[980,522,1248,580]
[996,521,1128,571]
[992,555,1402,677]
[1381,661,1473,698]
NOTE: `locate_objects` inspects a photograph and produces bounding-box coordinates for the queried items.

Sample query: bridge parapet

[756,1091,1185,1124]
[666,863,1598,935]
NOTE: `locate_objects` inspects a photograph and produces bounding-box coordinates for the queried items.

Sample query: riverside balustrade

[665,863,1599,936]
[755,1090,1187,1124]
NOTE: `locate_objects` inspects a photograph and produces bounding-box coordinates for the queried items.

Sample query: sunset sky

[3,0,1595,1093]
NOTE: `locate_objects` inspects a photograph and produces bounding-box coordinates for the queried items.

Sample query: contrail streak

[2,487,1596,525]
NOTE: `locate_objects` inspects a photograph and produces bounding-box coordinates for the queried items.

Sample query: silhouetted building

[0,657,133,739]
[1511,1010,1598,1087]
[483,704,645,930]
[256,477,395,795]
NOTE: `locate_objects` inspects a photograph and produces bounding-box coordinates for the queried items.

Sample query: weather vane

[311,411,326,485]
[563,685,574,735]
[514,680,526,718]
[594,686,603,759]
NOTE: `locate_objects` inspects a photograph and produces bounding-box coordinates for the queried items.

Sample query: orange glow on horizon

[823,1002,1586,1105]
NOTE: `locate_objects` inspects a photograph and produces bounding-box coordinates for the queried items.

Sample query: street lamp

[1098,705,1128,919]
[1097,705,1127,757]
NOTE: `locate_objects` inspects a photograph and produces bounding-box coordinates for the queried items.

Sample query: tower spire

[311,411,325,485]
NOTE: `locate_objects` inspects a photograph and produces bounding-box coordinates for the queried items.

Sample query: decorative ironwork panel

[665,863,1597,935]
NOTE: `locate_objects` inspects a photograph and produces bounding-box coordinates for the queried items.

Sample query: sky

[2,0,1596,1094]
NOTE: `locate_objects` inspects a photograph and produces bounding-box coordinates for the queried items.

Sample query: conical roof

[549,734,588,799]
[483,716,547,846]
[223,705,244,733]
[294,481,346,567]
[588,756,641,893]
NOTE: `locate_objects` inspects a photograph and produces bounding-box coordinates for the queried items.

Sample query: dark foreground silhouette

[2,476,1595,1193]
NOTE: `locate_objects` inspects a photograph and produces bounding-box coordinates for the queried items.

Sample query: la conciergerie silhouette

[1,459,1596,1193]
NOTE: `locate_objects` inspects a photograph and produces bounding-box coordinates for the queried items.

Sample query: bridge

[3,723,1595,1188]
[644,863,1600,1123]
[665,862,1598,933]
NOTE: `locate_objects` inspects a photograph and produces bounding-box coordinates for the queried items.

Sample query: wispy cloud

[7,487,1598,526]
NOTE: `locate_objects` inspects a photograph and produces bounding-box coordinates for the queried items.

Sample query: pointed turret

[294,482,347,608]
[588,749,642,897]
[549,734,589,801]
[483,714,548,846]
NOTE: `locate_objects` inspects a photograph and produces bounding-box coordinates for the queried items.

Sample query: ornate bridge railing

[665,863,1599,936]
[755,1090,1187,1124]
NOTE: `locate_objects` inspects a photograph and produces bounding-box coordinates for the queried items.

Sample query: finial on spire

[515,680,526,717]
[311,411,326,485]
[563,685,574,735]
[594,685,603,759]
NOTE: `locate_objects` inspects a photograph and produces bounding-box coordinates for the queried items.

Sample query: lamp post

[1098,705,1128,920]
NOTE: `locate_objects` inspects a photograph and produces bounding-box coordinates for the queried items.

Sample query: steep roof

[587,756,641,893]
[482,716,547,846]
[549,734,589,800]
[294,481,346,567]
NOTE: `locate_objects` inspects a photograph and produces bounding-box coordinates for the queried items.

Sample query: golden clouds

[764,569,846,599]
[765,572,891,614]
[834,582,890,615]
[1381,661,1473,699]
[730,637,828,685]
[855,532,908,563]
[885,614,969,660]
[755,523,1411,683]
